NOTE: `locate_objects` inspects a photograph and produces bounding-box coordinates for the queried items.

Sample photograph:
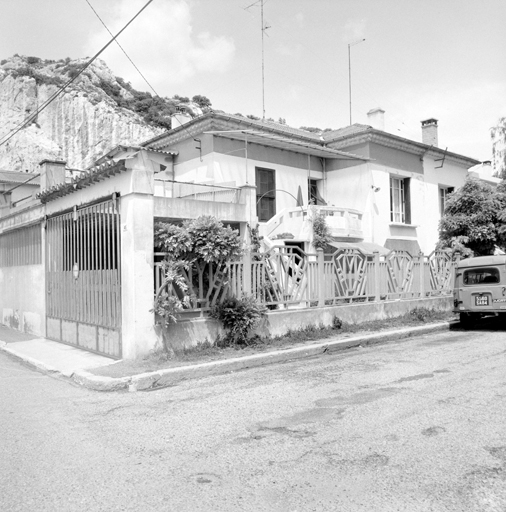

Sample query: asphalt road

[1,320,506,512]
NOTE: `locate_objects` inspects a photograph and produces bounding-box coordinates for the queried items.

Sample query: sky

[1,0,505,161]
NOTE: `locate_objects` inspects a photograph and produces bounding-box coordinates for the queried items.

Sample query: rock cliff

[0,56,173,172]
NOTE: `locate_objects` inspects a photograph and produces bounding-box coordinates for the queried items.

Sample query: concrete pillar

[317,249,325,306]
[120,192,158,358]
[239,184,259,227]
[373,251,381,302]
[119,157,158,358]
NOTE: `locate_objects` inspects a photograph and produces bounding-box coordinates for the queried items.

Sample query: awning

[328,241,390,255]
[384,238,421,255]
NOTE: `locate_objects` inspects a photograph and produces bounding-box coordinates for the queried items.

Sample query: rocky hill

[0,55,208,173]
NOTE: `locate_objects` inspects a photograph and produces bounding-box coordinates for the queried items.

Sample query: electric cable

[0,0,155,148]
[84,0,160,98]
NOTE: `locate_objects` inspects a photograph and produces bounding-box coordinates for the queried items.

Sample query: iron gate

[46,198,122,358]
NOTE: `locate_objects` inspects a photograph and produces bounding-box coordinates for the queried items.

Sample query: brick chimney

[421,118,438,146]
[367,108,385,131]
[39,160,66,191]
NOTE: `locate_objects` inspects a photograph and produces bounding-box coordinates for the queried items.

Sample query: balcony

[154,179,242,203]
[261,205,363,241]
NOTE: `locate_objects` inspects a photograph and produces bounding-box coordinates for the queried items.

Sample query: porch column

[120,191,158,358]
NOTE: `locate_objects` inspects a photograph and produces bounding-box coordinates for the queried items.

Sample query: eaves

[326,131,481,168]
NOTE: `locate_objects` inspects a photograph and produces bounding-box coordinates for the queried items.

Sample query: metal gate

[46,198,122,358]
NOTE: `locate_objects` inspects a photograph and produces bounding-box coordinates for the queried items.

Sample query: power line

[84,0,160,98]
[0,0,155,148]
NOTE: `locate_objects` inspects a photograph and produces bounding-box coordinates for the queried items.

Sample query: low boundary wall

[163,296,453,350]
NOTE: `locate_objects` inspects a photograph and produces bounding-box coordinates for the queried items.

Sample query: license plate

[475,296,489,306]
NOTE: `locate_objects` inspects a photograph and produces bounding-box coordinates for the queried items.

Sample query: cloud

[343,19,367,43]
[83,0,235,92]
[295,12,304,27]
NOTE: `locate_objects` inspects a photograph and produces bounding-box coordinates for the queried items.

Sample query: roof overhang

[206,130,367,161]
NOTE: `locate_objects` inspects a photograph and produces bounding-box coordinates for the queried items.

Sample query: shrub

[210,296,267,346]
[312,211,332,250]
[409,307,436,322]
[332,316,343,329]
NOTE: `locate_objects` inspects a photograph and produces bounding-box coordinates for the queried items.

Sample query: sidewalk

[0,325,116,378]
[0,321,457,392]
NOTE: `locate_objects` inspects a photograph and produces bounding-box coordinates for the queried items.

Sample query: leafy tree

[155,216,242,263]
[192,94,212,110]
[153,216,243,355]
[438,178,506,256]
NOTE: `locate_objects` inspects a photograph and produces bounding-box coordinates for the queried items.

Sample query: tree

[153,216,243,355]
[438,178,506,256]
[191,94,212,110]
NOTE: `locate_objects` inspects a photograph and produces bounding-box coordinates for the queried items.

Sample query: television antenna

[245,0,270,120]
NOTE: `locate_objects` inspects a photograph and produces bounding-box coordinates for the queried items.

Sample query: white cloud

[295,12,304,27]
[83,0,235,92]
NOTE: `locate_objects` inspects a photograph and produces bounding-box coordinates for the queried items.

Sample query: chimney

[421,118,438,146]
[367,108,385,131]
[39,160,66,191]
[171,112,192,128]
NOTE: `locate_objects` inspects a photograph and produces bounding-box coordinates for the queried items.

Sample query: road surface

[1,320,506,511]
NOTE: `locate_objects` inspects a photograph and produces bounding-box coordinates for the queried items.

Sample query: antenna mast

[245,0,270,120]
[261,0,265,120]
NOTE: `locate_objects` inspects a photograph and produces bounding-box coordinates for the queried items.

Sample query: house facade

[143,111,480,255]
[0,110,481,359]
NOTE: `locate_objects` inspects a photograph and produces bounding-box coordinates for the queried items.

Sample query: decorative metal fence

[154,246,456,316]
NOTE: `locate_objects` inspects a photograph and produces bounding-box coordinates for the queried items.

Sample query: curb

[0,340,60,376]
[71,321,457,392]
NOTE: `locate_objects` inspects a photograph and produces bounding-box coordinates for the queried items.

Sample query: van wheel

[460,312,477,328]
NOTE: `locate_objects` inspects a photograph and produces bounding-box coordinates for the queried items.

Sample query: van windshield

[463,267,500,285]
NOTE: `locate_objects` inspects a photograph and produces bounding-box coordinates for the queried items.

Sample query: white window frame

[439,186,454,215]
[390,176,406,223]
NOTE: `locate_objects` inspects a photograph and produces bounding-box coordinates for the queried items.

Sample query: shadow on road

[450,315,506,333]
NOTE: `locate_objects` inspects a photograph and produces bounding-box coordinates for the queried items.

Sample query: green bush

[312,212,332,250]
[210,296,267,346]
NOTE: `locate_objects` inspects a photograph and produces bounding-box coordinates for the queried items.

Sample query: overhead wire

[0,0,155,149]
[84,0,160,98]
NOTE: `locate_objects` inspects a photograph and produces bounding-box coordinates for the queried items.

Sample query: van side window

[463,267,500,285]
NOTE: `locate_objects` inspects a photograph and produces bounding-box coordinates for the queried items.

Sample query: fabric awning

[384,238,421,255]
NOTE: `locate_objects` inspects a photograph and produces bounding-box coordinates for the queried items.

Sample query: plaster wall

[420,155,468,251]
[154,196,247,223]
[163,296,452,348]
[173,147,324,217]
[120,192,158,359]
[0,264,45,335]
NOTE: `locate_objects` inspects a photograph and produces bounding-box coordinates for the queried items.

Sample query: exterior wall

[419,154,468,252]
[0,205,45,336]
[0,263,45,335]
[325,143,471,254]
[173,139,324,220]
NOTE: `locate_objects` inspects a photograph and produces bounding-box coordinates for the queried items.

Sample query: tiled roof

[0,170,40,185]
[321,124,372,141]
[143,111,324,148]
[37,160,127,204]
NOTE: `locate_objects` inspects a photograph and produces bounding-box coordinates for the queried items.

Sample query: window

[256,167,276,221]
[308,179,320,205]
[463,267,500,285]
[439,186,454,215]
[390,176,411,224]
